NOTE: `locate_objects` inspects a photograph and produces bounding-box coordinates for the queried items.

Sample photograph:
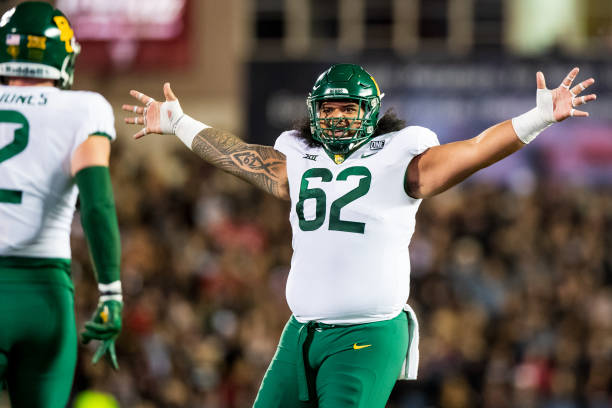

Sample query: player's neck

[7,78,55,87]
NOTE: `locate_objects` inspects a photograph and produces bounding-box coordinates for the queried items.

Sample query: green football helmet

[307,64,382,155]
[0,1,80,89]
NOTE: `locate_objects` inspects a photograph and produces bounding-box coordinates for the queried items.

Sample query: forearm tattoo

[191,128,289,199]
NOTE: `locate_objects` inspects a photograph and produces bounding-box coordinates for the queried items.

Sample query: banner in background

[57,0,191,72]
[248,59,612,186]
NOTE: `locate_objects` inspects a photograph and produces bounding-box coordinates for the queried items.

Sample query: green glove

[81,299,123,370]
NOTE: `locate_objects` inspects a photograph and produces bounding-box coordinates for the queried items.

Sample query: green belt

[295,317,339,402]
[294,312,407,402]
[0,256,73,290]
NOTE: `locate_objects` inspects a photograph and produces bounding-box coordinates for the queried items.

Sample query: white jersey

[0,86,116,259]
[275,127,439,324]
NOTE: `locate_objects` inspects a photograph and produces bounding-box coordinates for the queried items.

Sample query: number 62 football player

[123,63,596,407]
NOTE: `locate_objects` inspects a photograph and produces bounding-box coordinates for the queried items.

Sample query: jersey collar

[321,138,370,165]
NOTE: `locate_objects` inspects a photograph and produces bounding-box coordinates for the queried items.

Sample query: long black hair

[293,108,407,147]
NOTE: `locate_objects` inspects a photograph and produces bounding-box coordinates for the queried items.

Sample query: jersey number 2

[296,166,371,234]
[0,110,29,204]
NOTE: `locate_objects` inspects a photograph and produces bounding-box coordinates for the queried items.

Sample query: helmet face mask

[307,64,382,155]
[0,2,80,89]
[316,100,365,141]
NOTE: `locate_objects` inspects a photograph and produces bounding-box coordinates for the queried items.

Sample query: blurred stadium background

[1,0,611,407]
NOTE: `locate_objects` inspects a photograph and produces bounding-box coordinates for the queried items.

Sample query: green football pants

[0,260,76,408]
[254,312,409,408]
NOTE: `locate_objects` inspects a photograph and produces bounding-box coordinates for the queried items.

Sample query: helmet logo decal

[27,35,46,50]
[5,34,19,46]
[52,16,74,53]
[6,45,18,58]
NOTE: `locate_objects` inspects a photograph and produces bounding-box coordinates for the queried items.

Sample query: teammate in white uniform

[123,63,596,407]
[0,88,114,257]
[0,3,123,407]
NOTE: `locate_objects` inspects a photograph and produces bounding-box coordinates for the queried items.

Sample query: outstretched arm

[122,84,289,200]
[406,121,521,198]
[406,68,597,198]
[191,128,289,200]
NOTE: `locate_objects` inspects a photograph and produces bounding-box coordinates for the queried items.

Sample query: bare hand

[539,67,596,122]
[122,83,179,139]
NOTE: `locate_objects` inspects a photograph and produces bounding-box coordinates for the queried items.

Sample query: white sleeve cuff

[175,115,210,150]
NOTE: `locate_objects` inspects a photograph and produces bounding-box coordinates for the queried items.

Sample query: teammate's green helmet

[307,64,382,155]
[0,1,80,89]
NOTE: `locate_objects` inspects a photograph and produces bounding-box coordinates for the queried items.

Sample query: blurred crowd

[69,138,612,408]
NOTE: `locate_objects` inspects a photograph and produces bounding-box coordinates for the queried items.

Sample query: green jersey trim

[89,132,113,140]
[321,138,369,165]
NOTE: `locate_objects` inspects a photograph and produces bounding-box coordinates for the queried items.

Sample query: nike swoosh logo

[361,152,377,158]
[353,343,372,350]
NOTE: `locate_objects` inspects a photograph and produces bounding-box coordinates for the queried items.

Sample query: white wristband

[159,99,210,150]
[511,88,555,144]
[174,114,210,150]
[98,281,123,302]
[100,294,123,302]
[98,281,121,293]
[511,108,552,144]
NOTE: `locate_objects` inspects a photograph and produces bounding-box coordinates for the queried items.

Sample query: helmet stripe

[370,76,380,96]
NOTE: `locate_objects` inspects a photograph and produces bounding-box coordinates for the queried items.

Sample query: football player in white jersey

[0,3,122,407]
[123,63,596,407]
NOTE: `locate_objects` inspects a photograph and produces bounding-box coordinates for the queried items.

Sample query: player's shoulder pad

[67,90,112,109]
[62,90,116,141]
[57,90,113,116]
[390,125,440,156]
[274,130,310,155]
